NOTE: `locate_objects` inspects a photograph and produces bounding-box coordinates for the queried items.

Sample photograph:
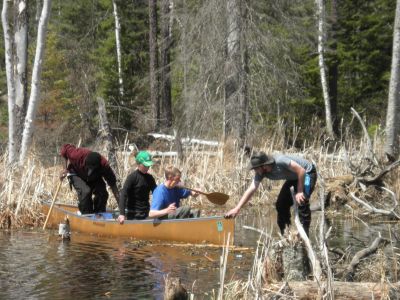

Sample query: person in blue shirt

[149,166,199,219]
[225,151,317,236]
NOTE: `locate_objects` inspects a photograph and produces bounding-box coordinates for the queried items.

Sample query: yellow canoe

[42,202,234,246]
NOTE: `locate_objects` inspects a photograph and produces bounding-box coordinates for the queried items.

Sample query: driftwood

[341,235,389,281]
[358,159,400,184]
[148,150,219,158]
[349,192,400,219]
[266,281,400,299]
[148,132,220,147]
[291,188,322,282]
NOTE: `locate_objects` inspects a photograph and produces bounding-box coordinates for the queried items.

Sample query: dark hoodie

[60,144,117,187]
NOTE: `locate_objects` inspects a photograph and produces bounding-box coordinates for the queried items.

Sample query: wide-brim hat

[248,152,275,170]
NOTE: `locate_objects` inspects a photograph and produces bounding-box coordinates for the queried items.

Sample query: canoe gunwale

[41,200,228,224]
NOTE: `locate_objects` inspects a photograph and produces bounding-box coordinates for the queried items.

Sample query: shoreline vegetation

[1,127,400,299]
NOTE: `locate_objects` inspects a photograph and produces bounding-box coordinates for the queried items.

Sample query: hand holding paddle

[183,186,229,205]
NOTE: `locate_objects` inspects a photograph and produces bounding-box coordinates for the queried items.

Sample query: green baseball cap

[135,151,154,167]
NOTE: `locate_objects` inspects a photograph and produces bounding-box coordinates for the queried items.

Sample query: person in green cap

[117,151,157,224]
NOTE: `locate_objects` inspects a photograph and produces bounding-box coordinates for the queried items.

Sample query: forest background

[0,0,398,165]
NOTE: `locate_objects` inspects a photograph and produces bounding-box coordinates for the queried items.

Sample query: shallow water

[0,208,399,299]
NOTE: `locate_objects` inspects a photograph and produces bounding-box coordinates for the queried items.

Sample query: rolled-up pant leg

[69,176,93,214]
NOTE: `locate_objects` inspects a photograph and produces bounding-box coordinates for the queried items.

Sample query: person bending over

[225,151,317,236]
[60,144,119,214]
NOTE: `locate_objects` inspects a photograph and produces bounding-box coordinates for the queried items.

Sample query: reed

[0,122,398,230]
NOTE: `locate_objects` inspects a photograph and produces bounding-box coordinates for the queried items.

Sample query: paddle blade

[205,192,229,205]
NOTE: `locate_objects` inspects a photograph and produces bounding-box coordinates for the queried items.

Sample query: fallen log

[266,281,400,299]
[148,132,220,147]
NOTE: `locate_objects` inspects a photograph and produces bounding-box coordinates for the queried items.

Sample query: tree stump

[164,276,188,300]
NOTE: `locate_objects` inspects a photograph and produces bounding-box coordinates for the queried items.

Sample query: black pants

[126,211,148,220]
[69,176,108,214]
[275,170,317,236]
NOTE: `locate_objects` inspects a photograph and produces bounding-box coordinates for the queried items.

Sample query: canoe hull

[42,202,234,246]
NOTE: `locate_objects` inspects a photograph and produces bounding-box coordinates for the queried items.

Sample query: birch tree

[14,0,29,152]
[384,0,400,161]
[112,0,124,98]
[2,0,17,163]
[316,0,334,139]
[19,0,52,164]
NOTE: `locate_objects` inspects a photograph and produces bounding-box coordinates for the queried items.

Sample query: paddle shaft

[182,186,208,196]
[182,186,229,205]
[43,180,62,230]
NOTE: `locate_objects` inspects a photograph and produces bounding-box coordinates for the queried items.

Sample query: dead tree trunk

[224,0,248,148]
[97,96,116,170]
[149,0,160,131]
[160,0,173,131]
[164,275,188,300]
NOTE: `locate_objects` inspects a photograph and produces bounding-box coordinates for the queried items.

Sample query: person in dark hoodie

[60,144,120,214]
[117,151,157,224]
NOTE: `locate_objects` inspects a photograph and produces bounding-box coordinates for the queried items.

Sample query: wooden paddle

[43,180,62,230]
[183,187,229,205]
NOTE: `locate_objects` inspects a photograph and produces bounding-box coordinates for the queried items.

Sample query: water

[0,229,253,300]
[0,209,398,299]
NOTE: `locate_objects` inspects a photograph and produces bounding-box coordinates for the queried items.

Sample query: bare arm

[288,160,306,204]
[149,203,177,218]
[224,180,259,218]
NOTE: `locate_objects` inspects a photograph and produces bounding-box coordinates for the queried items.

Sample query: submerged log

[266,281,400,299]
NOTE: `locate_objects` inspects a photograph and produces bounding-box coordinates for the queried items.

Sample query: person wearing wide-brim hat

[117,151,157,224]
[225,151,317,236]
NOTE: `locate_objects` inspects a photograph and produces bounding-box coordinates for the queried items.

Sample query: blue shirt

[150,184,191,210]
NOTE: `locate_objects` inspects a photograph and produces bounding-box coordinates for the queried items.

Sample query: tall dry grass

[1,121,399,230]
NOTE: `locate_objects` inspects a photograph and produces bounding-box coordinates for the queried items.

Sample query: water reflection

[0,210,398,299]
[0,230,252,299]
